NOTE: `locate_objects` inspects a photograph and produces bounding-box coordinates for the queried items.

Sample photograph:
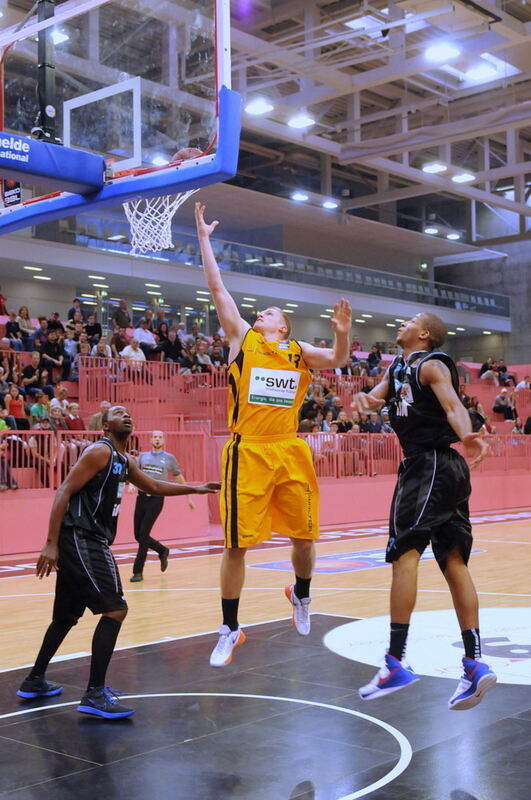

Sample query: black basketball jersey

[63,438,129,544]
[386,350,460,457]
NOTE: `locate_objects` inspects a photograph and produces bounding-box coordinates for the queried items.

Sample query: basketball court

[0,0,530,798]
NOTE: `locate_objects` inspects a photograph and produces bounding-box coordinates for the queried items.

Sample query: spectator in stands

[364,412,383,433]
[33,317,49,351]
[47,311,65,333]
[336,410,353,433]
[113,299,131,330]
[480,357,499,385]
[176,322,188,347]
[482,415,497,434]
[143,309,155,332]
[155,308,169,330]
[134,318,159,359]
[67,298,83,321]
[340,357,357,376]
[370,359,387,378]
[65,402,86,431]
[380,409,393,433]
[161,329,182,363]
[16,306,35,348]
[88,400,111,431]
[41,329,70,380]
[524,417,531,435]
[297,417,315,433]
[121,337,146,362]
[496,359,516,387]
[180,344,201,374]
[322,409,334,431]
[469,396,485,417]
[329,396,344,419]
[66,310,84,336]
[210,344,227,367]
[71,320,84,341]
[186,323,208,348]
[63,328,78,360]
[50,385,69,415]
[30,391,49,424]
[49,405,69,432]
[91,339,112,358]
[21,351,54,399]
[367,345,382,373]
[157,322,170,344]
[195,340,213,373]
[70,341,91,381]
[516,375,531,391]
[29,416,54,487]
[84,313,102,345]
[5,311,23,351]
[511,417,524,434]
[4,384,28,429]
[0,284,6,315]
[350,335,361,354]
[493,388,516,420]
[111,326,129,356]
[459,385,471,408]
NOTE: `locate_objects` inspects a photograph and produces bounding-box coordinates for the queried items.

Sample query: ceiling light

[482,330,492,335]
[282,308,294,314]
[422,162,447,174]
[325,308,334,313]
[83,300,97,306]
[244,257,259,263]
[51,29,69,45]
[425,41,461,63]
[291,191,309,202]
[185,306,194,311]
[132,305,147,310]
[88,274,106,280]
[446,232,461,240]
[395,318,405,322]
[354,319,366,323]
[345,15,388,40]
[452,172,475,184]
[241,303,254,308]
[386,322,396,327]
[146,291,161,296]
[243,297,257,302]
[424,226,439,235]
[465,63,497,82]
[322,199,339,209]
[419,262,428,270]
[287,112,315,129]
[107,234,126,241]
[81,293,96,298]
[33,275,51,281]
[92,283,109,288]
[269,261,284,267]
[456,327,465,331]
[245,97,274,116]
[319,314,331,319]
[196,290,210,295]
[145,283,161,288]
[361,313,373,318]
[152,155,169,167]
[285,303,298,307]
[23,265,42,271]
[447,331,457,335]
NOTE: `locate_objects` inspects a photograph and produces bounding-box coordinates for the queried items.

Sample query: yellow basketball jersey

[227,328,312,436]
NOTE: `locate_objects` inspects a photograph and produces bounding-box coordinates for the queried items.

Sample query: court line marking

[2,587,530,599]
[0,692,412,800]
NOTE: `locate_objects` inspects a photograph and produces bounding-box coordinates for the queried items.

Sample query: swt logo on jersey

[248,367,300,407]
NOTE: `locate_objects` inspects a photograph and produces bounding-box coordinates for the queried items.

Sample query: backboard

[0,0,239,233]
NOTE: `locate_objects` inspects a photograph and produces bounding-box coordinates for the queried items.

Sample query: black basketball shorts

[52,527,128,623]
[386,447,472,572]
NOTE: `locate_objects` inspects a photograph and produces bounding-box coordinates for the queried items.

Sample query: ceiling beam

[363,157,531,216]
[342,183,437,210]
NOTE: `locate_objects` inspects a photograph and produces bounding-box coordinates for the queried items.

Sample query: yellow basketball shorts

[221,433,320,549]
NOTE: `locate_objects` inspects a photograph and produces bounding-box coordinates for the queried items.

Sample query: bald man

[130,431,194,582]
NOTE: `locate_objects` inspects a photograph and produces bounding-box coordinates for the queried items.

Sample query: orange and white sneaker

[285,585,311,635]
[209,625,246,667]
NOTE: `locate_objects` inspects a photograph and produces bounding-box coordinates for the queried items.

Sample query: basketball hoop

[123,189,199,256]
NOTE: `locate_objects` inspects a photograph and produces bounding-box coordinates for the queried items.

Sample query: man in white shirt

[515,376,530,391]
[133,318,158,358]
[121,338,146,361]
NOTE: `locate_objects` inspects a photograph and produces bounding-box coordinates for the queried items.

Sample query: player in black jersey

[353,313,497,710]
[17,405,220,719]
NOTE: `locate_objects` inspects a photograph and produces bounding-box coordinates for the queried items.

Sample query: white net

[123,189,199,256]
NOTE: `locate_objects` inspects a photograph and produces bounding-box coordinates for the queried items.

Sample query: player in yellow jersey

[195,203,352,667]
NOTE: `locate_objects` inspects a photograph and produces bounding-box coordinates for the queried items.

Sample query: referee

[130,430,194,582]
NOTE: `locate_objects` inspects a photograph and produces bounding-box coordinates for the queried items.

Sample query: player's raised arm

[420,359,489,467]
[128,456,220,496]
[351,372,390,413]
[299,299,352,369]
[194,203,250,348]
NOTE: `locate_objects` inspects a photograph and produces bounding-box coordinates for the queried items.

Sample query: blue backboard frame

[0,86,241,235]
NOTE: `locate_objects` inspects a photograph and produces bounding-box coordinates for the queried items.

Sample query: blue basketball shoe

[17,676,63,699]
[448,657,497,710]
[359,653,420,700]
[78,687,135,719]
